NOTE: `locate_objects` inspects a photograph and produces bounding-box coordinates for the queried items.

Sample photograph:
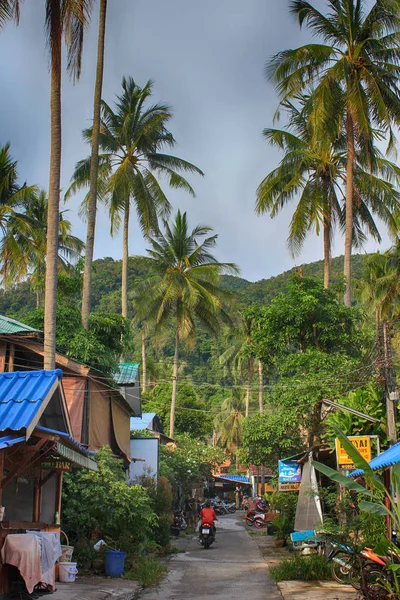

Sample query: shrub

[62,447,157,553]
[270,554,331,582]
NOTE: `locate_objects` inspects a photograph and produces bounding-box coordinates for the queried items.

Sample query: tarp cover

[62,377,86,443]
[294,454,323,531]
[88,380,111,451]
[111,399,130,460]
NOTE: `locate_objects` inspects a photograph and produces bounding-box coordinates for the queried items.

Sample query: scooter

[170,510,188,536]
[199,522,215,549]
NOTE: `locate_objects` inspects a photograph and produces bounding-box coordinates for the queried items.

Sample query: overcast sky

[0,0,388,282]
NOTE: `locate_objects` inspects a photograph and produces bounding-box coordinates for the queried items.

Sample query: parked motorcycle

[245,510,270,528]
[170,510,187,536]
[199,522,215,549]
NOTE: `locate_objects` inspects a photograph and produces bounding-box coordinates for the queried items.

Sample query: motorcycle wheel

[330,555,352,585]
[245,519,254,527]
[360,565,385,595]
[228,507,236,513]
[254,519,265,529]
[204,538,210,549]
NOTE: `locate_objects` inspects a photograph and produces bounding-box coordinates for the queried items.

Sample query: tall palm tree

[214,388,245,468]
[66,77,204,319]
[256,99,400,288]
[220,313,257,417]
[133,210,238,438]
[43,0,92,368]
[82,0,107,329]
[268,0,400,305]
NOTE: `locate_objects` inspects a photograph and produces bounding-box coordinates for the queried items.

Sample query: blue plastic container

[105,550,126,577]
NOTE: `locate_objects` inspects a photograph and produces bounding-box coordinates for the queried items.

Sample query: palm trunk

[245,358,251,418]
[44,7,62,370]
[258,360,263,413]
[121,199,130,319]
[81,0,107,329]
[344,113,355,306]
[141,329,147,392]
[323,214,331,290]
[170,323,179,439]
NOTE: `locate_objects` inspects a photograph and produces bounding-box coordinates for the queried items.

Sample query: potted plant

[272,515,289,547]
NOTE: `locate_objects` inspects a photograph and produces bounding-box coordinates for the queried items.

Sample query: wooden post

[33,471,41,522]
[7,344,14,372]
[0,342,6,373]
[0,452,4,507]
[384,469,391,541]
[55,472,63,524]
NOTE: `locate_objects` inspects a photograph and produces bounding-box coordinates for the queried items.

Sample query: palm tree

[82,0,107,329]
[268,0,400,305]
[214,388,245,468]
[0,0,19,28]
[257,98,400,289]
[133,210,238,438]
[1,190,84,305]
[42,0,92,368]
[220,313,257,417]
[66,77,204,319]
[0,143,38,283]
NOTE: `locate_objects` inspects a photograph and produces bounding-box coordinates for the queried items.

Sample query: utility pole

[382,321,398,444]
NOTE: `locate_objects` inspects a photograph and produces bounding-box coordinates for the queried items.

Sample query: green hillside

[0,253,369,322]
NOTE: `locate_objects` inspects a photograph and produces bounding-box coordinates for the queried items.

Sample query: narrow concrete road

[142,514,282,600]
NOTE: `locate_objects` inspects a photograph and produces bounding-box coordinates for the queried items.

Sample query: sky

[0,0,389,283]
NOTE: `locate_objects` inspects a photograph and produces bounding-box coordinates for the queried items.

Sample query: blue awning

[350,441,400,477]
[218,475,249,483]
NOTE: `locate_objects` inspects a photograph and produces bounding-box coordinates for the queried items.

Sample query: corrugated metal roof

[114,363,139,385]
[350,441,400,477]
[0,315,40,335]
[0,369,62,433]
[130,412,156,431]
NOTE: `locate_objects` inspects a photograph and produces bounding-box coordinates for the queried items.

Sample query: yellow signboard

[335,436,371,469]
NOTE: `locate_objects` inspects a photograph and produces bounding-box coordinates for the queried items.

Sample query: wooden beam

[1,438,48,489]
[54,472,63,524]
[33,471,41,522]
[0,341,6,373]
[0,453,4,506]
[7,343,14,372]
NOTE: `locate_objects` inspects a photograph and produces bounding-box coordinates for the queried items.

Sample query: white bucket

[58,562,78,583]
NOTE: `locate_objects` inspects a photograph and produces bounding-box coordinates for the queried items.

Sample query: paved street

[141,515,281,600]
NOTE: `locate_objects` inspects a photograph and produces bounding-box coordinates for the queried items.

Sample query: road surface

[141,514,282,600]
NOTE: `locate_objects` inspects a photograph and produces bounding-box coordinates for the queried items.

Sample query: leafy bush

[62,447,157,553]
[270,554,331,582]
[269,492,298,532]
[125,557,167,586]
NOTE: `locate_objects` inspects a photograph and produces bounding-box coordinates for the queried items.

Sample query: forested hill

[0,253,368,321]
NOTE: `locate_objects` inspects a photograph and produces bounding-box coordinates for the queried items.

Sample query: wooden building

[0,369,98,595]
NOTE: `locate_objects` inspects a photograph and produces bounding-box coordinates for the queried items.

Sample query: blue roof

[130,412,157,431]
[0,370,62,433]
[218,475,249,483]
[350,441,400,477]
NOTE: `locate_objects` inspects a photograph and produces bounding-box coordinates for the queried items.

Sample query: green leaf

[312,461,374,496]
[358,500,392,517]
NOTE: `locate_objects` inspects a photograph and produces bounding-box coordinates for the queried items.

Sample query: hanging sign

[335,436,371,470]
[278,460,301,491]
